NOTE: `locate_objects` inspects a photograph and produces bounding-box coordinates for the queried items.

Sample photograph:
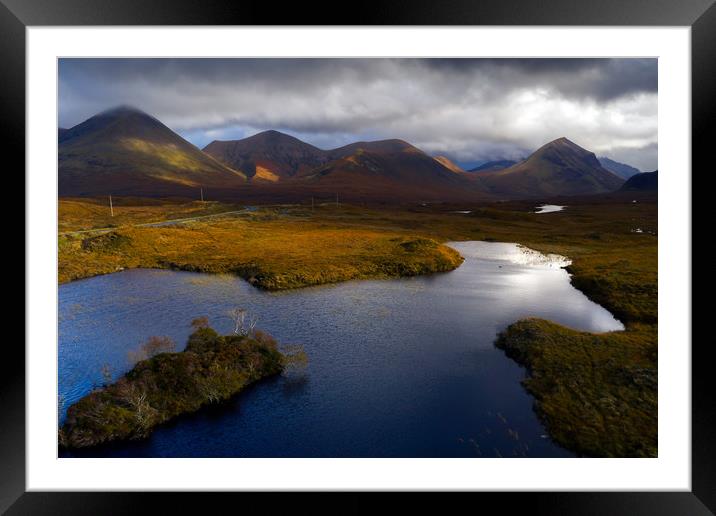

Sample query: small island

[60,321,293,449]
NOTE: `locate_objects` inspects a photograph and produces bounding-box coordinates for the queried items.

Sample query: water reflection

[535,205,566,214]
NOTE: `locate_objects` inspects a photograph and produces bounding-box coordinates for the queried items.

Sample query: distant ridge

[468,159,520,173]
[598,157,642,180]
[298,140,478,200]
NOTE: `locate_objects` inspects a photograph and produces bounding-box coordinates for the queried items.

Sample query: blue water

[58,241,623,458]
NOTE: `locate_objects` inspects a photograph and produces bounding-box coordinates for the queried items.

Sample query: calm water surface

[535,204,566,214]
[59,241,622,458]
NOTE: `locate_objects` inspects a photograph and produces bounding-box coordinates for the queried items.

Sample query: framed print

[7,0,713,512]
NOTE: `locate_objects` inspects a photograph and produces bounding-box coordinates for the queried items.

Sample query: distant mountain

[468,159,520,173]
[433,156,465,174]
[478,137,625,197]
[58,128,69,142]
[598,157,641,180]
[59,106,245,196]
[300,141,476,200]
[203,130,328,180]
[620,170,658,191]
[327,139,417,159]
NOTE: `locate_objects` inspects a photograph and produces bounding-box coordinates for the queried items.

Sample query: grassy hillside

[59,107,246,197]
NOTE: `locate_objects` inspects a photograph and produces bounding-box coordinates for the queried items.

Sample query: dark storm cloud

[417,58,657,102]
[59,58,658,170]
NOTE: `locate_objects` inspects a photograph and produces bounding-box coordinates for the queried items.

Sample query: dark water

[58,241,622,458]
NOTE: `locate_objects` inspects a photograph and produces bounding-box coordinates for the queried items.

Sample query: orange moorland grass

[58,198,243,233]
[58,206,464,289]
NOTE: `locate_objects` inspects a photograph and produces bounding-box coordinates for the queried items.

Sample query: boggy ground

[58,193,657,456]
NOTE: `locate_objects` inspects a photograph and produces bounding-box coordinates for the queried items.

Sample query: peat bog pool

[58,241,622,458]
[535,204,566,214]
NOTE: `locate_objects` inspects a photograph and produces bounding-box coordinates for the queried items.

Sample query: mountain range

[58,106,636,201]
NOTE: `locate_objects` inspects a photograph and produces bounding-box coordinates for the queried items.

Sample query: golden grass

[496,319,657,457]
[58,207,464,289]
[58,199,243,233]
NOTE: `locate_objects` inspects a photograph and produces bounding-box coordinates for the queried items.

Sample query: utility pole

[311,196,314,211]
[109,195,114,217]
[200,187,204,202]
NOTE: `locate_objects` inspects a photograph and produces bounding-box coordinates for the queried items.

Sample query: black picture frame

[6,0,712,513]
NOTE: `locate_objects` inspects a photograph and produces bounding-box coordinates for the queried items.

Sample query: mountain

[478,137,625,197]
[59,106,246,196]
[299,140,475,200]
[598,157,641,180]
[326,139,416,159]
[620,170,657,191]
[468,159,520,173]
[58,128,69,141]
[203,130,328,181]
[433,156,465,174]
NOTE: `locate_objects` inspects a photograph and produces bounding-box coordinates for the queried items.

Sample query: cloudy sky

[59,58,657,170]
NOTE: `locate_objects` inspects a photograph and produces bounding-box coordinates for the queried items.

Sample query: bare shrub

[191,316,209,329]
[280,344,309,374]
[230,307,258,336]
[128,388,153,427]
[100,363,112,385]
[127,335,176,366]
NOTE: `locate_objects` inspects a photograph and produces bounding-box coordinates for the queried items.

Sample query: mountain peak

[99,105,148,117]
[241,129,315,147]
[545,136,582,150]
[537,137,595,161]
[254,129,290,138]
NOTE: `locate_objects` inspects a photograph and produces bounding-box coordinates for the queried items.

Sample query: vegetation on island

[59,318,302,449]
